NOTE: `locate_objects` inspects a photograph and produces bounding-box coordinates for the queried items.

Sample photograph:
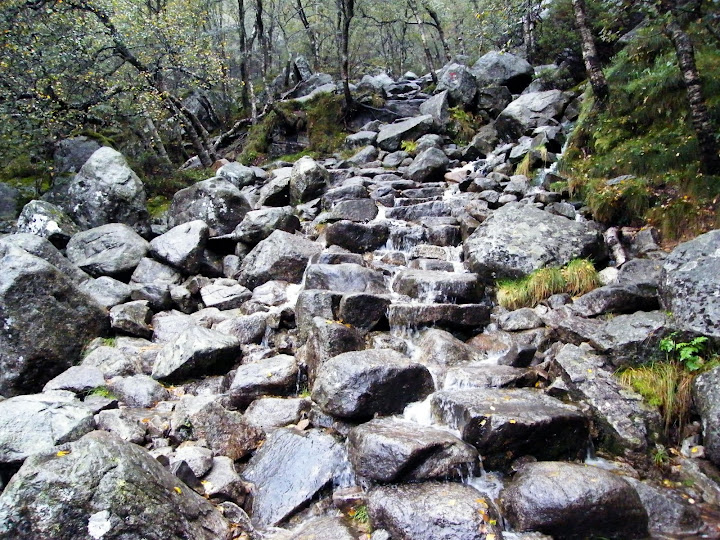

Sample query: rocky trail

[1,54,720,540]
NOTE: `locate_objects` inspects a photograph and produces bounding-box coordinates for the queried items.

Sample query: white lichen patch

[88,510,112,539]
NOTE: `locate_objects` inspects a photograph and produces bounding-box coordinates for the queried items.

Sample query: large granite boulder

[169,178,251,236]
[16,200,80,247]
[236,230,321,289]
[0,431,233,539]
[0,244,107,396]
[66,223,149,278]
[501,461,648,539]
[0,392,95,464]
[63,147,150,235]
[495,90,570,140]
[0,233,89,284]
[436,63,477,106]
[406,147,450,183]
[659,229,720,339]
[470,51,534,93]
[464,203,603,280]
[289,156,330,204]
[149,220,209,274]
[229,206,300,246]
[693,366,720,466]
[376,115,434,151]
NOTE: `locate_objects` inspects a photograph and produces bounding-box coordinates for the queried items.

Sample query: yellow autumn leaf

[56,450,70,457]
[174,486,182,494]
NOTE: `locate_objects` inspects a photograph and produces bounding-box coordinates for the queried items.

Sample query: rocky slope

[1,53,719,540]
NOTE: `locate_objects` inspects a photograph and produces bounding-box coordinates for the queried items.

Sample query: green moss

[86,386,118,400]
[147,196,171,218]
[304,93,347,155]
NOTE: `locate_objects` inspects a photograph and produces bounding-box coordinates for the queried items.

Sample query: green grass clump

[400,140,418,154]
[86,386,118,400]
[562,258,601,296]
[497,259,600,309]
[448,106,479,146]
[101,337,117,348]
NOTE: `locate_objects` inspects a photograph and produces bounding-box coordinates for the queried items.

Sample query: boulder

[393,269,482,303]
[345,131,378,147]
[169,178,251,236]
[53,135,102,176]
[477,86,513,117]
[242,428,348,527]
[151,326,242,381]
[202,456,246,503]
[16,200,79,247]
[369,481,503,540]
[431,388,588,469]
[387,303,491,330]
[0,245,107,396]
[200,279,251,310]
[289,156,330,204]
[464,203,603,280]
[420,90,450,127]
[42,365,105,394]
[376,115,434,151]
[0,232,89,284]
[692,366,720,466]
[229,207,300,246]
[242,397,310,432]
[66,223,149,278]
[0,183,19,222]
[323,198,378,222]
[109,300,153,339]
[305,317,365,383]
[227,354,298,407]
[0,393,95,464]
[436,63,477,106]
[63,147,150,235]
[470,51,534,93]
[108,374,170,408]
[659,229,720,339]
[406,147,450,183]
[216,162,257,188]
[501,461,648,539]
[312,349,434,420]
[325,221,390,252]
[348,417,478,482]
[496,90,570,140]
[305,263,388,294]
[337,293,391,330]
[236,230,321,289]
[149,220,209,274]
[283,516,356,540]
[0,431,232,539]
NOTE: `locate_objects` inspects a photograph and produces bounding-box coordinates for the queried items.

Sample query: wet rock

[625,478,703,537]
[501,461,648,539]
[431,388,588,469]
[551,344,657,451]
[228,355,298,407]
[242,428,347,527]
[659,229,720,339]
[305,263,388,294]
[237,230,321,289]
[388,303,491,330]
[437,63,477,106]
[325,221,390,252]
[0,431,231,539]
[337,293,391,330]
[284,516,356,540]
[348,417,478,482]
[0,393,95,464]
[152,326,242,381]
[16,200,80,247]
[289,157,330,204]
[243,397,310,432]
[692,366,720,466]
[444,364,538,389]
[570,284,658,317]
[406,147,450,183]
[230,206,300,247]
[393,269,482,303]
[464,203,603,280]
[376,115,434,151]
[295,290,341,341]
[108,374,170,408]
[495,90,570,140]
[369,481,502,540]
[322,183,369,209]
[470,51,534,93]
[110,300,153,338]
[149,220,209,274]
[386,200,451,221]
[214,312,269,345]
[312,349,434,421]
[0,244,107,396]
[305,318,365,383]
[66,223,149,278]
[43,365,105,394]
[63,147,150,235]
[169,178,251,236]
[324,198,378,222]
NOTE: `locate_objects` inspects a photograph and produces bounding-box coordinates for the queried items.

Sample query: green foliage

[652,445,670,466]
[400,140,418,154]
[146,196,171,218]
[660,333,711,372]
[101,337,117,348]
[497,258,599,309]
[86,386,118,400]
[561,22,720,239]
[447,107,479,146]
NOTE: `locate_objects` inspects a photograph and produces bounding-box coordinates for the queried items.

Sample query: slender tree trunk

[522,0,536,63]
[408,0,437,84]
[255,0,269,76]
[663,13,720,174]
[335,0,354,108]
[143,111,172,166]
[297,0,319,69]
[423,3,451,62]
[572,0,609,106]
[237,0,250,111]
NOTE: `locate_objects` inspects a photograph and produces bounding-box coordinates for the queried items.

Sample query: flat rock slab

[312,349,434,421]
[305,263,388,294]
[348,417,478,482]
[501,461,648,539]
[393,269,482,303]
[464,202,603,280]
[0,431,231,539]
[228,354,299,407]
[376,115,434,151]
[152,326,242,381]
[431,388,588,469]
[388,303,491,330]
[242,428,347,528]
[0,393,95,464]
[368,481,503,540]
[66,223,149,278]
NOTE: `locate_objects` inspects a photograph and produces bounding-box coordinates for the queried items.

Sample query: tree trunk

[423,3,451,62]
[335,0,354,108]
[297,0,319,69]
[408,0,437,84]
[664,16,720,175]
[143,111,172,167]
[237,0,250,111]
[572,0,609,106]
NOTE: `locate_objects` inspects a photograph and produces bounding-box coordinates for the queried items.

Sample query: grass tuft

[562,259,600,296]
